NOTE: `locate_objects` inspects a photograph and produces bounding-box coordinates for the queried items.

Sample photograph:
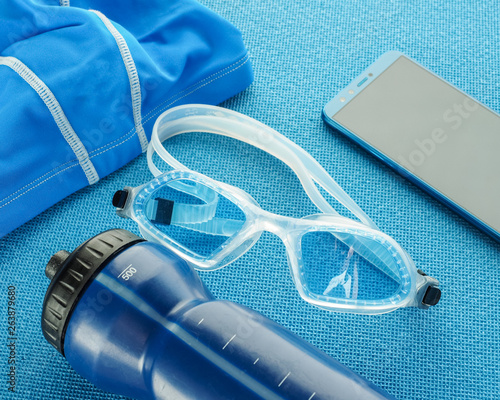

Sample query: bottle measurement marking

[117,264,133,278]
[253,357,260,365]
[197,318,204,325]
[118,264,137,281]
[278,372,291,387]
[308,392,316,400]
[222,334,237,350]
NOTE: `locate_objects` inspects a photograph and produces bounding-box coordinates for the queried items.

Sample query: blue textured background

[1,0,500,399]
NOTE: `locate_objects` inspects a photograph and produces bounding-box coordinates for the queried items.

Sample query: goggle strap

[174,218,243,237]
[146,176,243,236]
[168,180,219,224]
[148,105,376,228]
[146,195,243,237]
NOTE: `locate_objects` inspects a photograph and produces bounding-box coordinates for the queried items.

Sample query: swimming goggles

[112,104,441,314]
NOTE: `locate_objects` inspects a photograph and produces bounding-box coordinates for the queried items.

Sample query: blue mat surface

[1,0,500,399]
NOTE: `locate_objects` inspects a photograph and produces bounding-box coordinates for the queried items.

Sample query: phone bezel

[321,51,500,243]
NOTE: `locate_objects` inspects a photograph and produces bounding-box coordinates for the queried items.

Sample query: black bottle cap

[41,229,144,356]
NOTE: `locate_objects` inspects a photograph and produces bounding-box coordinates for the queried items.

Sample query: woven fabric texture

[1,0,499,399]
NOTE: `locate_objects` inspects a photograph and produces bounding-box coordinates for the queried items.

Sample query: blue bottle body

[64,242,396,400]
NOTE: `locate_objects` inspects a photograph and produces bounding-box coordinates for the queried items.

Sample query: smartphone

[322,51,500,242]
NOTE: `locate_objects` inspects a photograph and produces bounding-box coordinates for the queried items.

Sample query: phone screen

[332,55,500,233]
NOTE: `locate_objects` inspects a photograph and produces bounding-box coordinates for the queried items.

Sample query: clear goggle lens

[142,179,246,259]
[300,231,403,302]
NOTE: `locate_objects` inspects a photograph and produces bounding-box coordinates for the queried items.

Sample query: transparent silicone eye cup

[113,104,441,314]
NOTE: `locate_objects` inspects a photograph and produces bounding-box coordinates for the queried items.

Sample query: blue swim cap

[0,0,253,237]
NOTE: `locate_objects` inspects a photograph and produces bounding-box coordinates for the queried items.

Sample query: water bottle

[42,229,396,400]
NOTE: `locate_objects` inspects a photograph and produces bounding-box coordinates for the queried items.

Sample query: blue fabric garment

[0,0,253,237]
